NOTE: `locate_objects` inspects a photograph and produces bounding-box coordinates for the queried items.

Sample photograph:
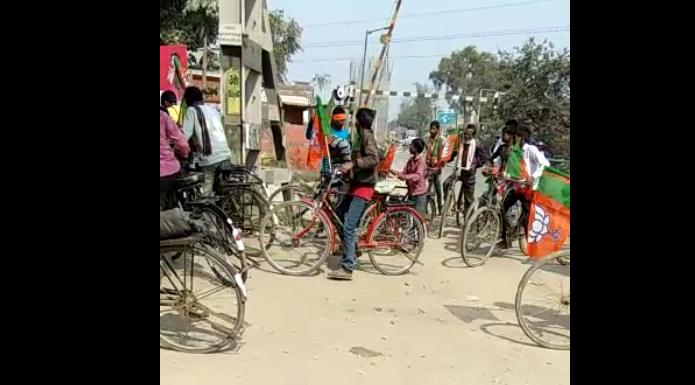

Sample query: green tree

[160,3,303,84]
[160,0,218,50]
[310,73,331,92]
[269,10,303,83]
[396,83,434,135]
[494,39,570,167]
[429,46,502,115]
[426,39,570,169]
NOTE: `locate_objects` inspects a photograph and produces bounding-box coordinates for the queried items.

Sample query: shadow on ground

[479,322,538,348]
[444,304,500,323]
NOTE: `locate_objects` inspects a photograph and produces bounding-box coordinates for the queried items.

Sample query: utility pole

[218,0,283,167]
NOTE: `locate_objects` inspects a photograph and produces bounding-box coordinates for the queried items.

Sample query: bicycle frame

[294,172,425,252]
[168,179,253,272]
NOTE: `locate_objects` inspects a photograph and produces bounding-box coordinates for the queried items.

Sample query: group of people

[162,90,551,280]
[159,87,233,210]
[313,105,553,279]
[421,118,550,248]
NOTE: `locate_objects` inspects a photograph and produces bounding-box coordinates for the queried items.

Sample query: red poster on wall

[159,45,189,98]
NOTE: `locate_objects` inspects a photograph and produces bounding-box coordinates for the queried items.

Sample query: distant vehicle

[400,136,416,146]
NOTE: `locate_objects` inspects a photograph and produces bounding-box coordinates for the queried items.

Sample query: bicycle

[437,165,468,238]
[160,235,247,354]
[165,172,254,282]
[459,169,529,267]
[515,249,570,350]
[214,165,273,239]
[360,181,436,236]
[258,170,426,276]
[267,181,316,204]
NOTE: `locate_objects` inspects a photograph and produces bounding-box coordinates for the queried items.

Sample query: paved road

[160,160,571,385]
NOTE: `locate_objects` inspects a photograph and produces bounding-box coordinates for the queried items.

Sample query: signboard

[224,68,241,115]
[436,110,457,128]
[219,23,243,46]
[159,45,189,99]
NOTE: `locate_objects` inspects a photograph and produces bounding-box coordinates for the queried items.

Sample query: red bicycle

[259,170,426,276]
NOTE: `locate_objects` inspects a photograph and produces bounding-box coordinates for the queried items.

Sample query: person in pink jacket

[391,138,428,215]
[160,110,190,209]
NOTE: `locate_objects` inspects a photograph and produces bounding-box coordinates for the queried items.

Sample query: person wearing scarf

[443,124,488,214]
[181,86,232,196]
[320,106,350,174]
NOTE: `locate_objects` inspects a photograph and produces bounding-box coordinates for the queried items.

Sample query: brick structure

[185,71,313,171]
[190,70,221,104]
[277,83,315,171]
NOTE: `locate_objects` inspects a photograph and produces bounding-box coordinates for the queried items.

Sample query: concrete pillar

[218,0,283,167]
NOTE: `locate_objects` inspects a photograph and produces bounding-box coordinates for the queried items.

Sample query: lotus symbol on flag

[528,204,550,244]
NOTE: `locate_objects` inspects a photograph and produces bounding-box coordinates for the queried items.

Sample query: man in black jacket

[443,124,488,215]
[328,108,380,281]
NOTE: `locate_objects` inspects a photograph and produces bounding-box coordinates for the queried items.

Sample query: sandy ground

[160,151,570,385]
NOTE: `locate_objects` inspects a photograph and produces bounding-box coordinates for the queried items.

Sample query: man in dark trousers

[443,124,488,216]
[425,120,445,213]
[327,108,380,281]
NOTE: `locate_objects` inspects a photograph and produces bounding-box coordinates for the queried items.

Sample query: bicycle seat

[218,162,247,174]
[174,173,205,190]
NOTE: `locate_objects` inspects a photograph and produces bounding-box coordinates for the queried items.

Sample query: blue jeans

[408,194,427,216]
[336,195,368,272]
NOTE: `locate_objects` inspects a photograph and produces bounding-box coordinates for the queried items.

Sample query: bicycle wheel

[160,243,246,354]
[515,254,570,350]
[220,187,270,236]
[259,200,331,276]
[437,189,455,239]
[268,184,314,204]
[460,207,500,267]
[425,196,437,232]
[194,204,249,283]
[368,208,425,275]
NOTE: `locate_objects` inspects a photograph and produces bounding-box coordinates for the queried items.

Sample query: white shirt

[182,105,232,167]
[521,143,550,189]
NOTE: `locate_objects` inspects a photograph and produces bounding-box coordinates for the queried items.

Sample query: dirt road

[160,184,570,385]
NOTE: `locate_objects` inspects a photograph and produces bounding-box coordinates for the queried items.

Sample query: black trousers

[443,172,476,212]
[160,172,181,211]
[502,190,531,236]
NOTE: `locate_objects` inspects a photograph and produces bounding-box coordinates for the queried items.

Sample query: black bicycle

[160,234,247,354]
[214,163,273,238]
[165,172,255,282]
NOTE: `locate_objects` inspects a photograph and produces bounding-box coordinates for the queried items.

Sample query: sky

[267,0,570,118]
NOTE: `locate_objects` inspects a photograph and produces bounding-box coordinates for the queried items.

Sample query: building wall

[190,75,221,104]
[283,106,316,171]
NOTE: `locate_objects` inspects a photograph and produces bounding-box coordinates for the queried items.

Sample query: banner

[159,45,189,99]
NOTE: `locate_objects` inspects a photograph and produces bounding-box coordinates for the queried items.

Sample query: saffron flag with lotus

[526,167,570,258]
